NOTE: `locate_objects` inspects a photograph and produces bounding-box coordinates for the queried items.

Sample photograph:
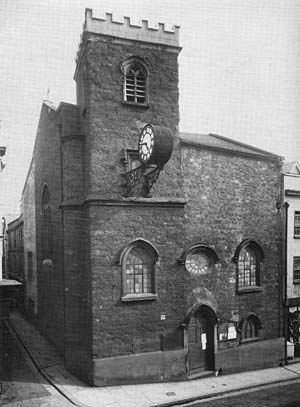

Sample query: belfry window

[42,185,52,260]
[122,59,149,105]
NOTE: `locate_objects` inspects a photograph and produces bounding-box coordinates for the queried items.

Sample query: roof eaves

[209,133,283,160]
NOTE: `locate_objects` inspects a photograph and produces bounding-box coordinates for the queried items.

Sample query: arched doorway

[187,305,216,372]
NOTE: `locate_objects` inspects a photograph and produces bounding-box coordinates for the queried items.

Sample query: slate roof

[180,132,282,161]
[282,161,300,175]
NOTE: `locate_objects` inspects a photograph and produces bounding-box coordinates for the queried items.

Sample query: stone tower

[74,9,182,198]
[61,9,186,384]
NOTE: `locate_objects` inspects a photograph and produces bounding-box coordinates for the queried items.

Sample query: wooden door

[188,311,214,371]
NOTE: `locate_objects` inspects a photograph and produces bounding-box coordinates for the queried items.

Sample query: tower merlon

[83,8,180,47]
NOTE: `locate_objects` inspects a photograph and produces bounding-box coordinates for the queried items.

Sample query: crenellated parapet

[75,8,181,78]
[82,8,180,47]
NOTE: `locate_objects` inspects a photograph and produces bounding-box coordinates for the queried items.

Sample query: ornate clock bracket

[143,165,163,197]
[124,124,173,198]
[124,164,163,197]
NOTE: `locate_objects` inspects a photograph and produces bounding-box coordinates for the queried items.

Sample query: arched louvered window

[42,185,52,259]
[122,59,149,105]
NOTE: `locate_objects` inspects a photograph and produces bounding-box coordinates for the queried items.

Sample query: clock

[138,124,154,163]
[138,124,173,167]
[185,252,211,275]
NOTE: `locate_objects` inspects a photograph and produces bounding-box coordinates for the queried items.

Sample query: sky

[0,0,300,213]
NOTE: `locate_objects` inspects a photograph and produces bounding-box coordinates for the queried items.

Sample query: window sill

[293,279,300,285]
[239,337,260,345]
[121,293,157,302]
[122,101,149,108]
[294,236,300,239]
[237,286,263,294]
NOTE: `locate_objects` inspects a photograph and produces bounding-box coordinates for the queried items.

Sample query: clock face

[185,252,211,275]
[138,125,154,163]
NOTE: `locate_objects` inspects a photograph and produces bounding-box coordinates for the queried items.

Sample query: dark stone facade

[20,10,284,385]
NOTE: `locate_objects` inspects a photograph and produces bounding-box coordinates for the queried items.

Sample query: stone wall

[182,145,283,339]
[33,103,65,354]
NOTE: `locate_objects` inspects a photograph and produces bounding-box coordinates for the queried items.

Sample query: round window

[185,251,211,275]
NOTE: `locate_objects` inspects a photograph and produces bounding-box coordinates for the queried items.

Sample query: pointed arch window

[233,240,264,292]
[240,315,262,342]
[122,59,149,105]
[238,246,257,287]
[119,240,158,301]
[42,186,52,260]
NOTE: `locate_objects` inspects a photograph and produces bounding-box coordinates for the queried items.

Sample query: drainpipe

[284,202,289,365]
[58,119,66,358]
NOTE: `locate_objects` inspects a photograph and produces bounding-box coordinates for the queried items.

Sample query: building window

[240,315,261,342]
[119,240,158,301]
[178,243,219,276]
[238,247,257,287]
[233,239,264,292]
[122,59,149,105]
[42,185,52,260]
[294,212,300,238]
[293,257,300,283]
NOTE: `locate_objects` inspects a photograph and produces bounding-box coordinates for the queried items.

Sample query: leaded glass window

[238,247,258,287]
[124,245,155,295]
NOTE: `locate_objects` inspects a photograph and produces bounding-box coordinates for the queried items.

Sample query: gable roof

[42,100,58,111]
[282,161,300,175]
[179,132,282,161]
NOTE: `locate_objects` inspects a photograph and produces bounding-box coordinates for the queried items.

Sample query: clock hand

[140,142,150,152]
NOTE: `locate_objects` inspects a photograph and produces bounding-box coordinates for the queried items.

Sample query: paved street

[182,379,300,407]
[0,321,72,406]
[4,311,300,407]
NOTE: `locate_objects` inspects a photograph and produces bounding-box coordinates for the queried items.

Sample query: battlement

[83,8,180,47]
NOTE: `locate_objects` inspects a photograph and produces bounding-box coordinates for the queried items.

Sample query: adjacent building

[16,9,284,385]
[0,145,7,279]
[283,162,300,357]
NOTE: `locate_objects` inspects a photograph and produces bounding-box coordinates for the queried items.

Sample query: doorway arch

[185,305,217,372]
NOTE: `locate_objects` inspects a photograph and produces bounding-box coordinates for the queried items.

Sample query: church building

[19,9,284,385]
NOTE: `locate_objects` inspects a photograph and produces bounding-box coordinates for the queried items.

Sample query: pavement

[5,311,300,407]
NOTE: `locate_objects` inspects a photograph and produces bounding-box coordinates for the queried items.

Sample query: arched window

[233,240,264,291]
[240,315,261,342]
[238,246,257,287]
[122,58,149,105]
[42,185,52,260]
[120,240,158,301]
